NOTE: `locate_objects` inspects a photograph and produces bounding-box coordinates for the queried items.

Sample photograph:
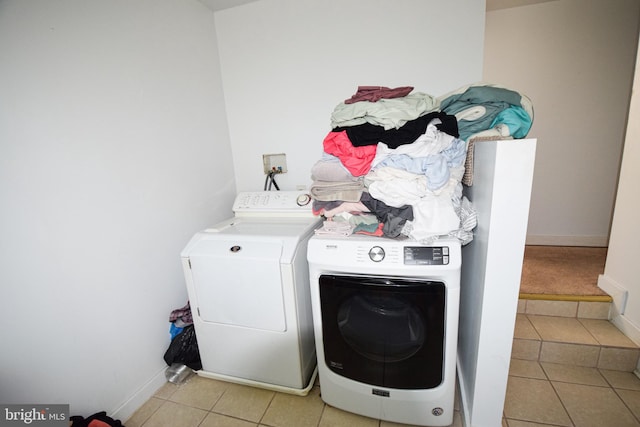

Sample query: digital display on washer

[404,246,449,265]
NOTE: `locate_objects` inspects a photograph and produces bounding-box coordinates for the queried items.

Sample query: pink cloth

[321,201,370,218]
[322,131,377,176]
[344,85,414,104]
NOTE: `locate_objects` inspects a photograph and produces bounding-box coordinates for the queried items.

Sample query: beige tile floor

[126,374,465,427]
[126,301,640,427]
[125,360,640,427]
[505,360,640,427]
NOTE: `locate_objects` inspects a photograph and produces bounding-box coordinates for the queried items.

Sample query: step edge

[520,293,613,303]
[513,337,640,351]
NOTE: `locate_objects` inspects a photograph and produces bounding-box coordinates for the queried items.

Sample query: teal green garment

[353,222,381,234]
[440,85,524,140]
[490,106,533,138]
[440,85,523,111]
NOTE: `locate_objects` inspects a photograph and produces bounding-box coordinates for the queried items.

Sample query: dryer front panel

[319,274,445,390]
[188,239,286,332]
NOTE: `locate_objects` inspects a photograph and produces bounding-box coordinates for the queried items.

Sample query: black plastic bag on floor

[70,411,123,427]
[163,324,202,370]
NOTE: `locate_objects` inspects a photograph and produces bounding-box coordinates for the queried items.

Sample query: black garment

[312,199,344,214]
[333,112,459,149]
[360,193,413,238]
[70,412,123,427]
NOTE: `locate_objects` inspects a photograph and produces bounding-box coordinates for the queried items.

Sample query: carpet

[519,245,610,299]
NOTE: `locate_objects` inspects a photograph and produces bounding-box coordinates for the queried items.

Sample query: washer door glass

[337,293,425,362]
[319,275,446,389]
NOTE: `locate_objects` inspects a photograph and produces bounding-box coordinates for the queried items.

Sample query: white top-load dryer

[181,191,322,395]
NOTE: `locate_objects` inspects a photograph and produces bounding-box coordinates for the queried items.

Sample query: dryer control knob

[296,193,311,206]
[368,246,385,262]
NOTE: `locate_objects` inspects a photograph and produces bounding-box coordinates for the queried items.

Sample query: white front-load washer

[307,234,461,426]
[181,191,322,395]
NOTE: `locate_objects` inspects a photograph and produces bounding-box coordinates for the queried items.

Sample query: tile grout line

[548,379,578,427]
[316,402,327,427]
[577,317,605,348]
[136,382,184,427]
[256,391,277,427]
[536,359,579,427]
[609,386,640,425]
[544,371,576,427]
[136,397,164,427]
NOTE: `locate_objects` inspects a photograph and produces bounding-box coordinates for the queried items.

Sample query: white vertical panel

[458,139,536,427]
[601,34,640,347]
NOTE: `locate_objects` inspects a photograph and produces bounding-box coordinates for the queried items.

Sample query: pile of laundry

[310,83,533,244]
[168,301,193,339]
[163,302,201,371]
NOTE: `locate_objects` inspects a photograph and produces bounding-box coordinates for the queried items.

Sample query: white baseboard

[598,274,629,315]
[598,274,640,348]
[526,234,608,247]
[111,366,167,423]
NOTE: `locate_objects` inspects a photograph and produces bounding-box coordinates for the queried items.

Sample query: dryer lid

[183,216,321,264]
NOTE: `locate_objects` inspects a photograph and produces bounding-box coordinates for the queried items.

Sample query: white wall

[484,0,640,246]
[0,0,236,419]
[214,0,486,193]
[599,35,640,348]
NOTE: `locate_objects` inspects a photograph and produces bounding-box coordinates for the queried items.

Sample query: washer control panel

[233,191,313,216]
[404,246,449,265]
[310,236,461,271]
